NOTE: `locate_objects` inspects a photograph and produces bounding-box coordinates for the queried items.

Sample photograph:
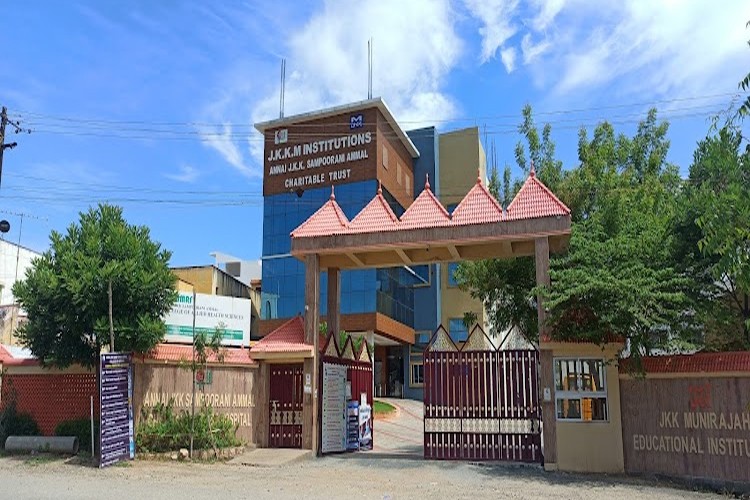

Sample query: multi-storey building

[255,98,486,399]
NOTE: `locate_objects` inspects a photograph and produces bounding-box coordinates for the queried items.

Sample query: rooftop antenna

[279,58,286,119]
[367,37,373,99]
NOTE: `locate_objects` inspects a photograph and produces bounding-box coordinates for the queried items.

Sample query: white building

[0,240,41,306]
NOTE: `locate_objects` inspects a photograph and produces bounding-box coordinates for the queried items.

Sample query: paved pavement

[372,398,423,457]
[228,447,311,467]
[0,454,721,499]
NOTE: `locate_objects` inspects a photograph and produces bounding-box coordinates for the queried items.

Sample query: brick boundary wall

[619,351,750,487]
[0,372,98,435]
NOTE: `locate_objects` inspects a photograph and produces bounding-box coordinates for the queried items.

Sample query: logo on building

[274,129,288,144]
[350,114,364,129]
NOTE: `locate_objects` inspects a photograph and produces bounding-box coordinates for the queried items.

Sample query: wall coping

[619,351,750,375]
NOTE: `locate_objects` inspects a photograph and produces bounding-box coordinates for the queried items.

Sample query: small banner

[321,363,348,454]
[99,352,135,468]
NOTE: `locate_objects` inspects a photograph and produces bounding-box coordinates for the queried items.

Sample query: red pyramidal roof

[451,174,504,225]
[0,344,12,363]
[251,316,311,355]
[348,183,400,233]
[291,187,349,238]
[506,168,570,221]
[399,175,451,229]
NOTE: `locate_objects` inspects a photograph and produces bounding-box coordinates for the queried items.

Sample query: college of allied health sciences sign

[263,108,377,196]
[99,352,134,467]
[164,292,251,347]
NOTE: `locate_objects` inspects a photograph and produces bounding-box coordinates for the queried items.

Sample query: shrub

[136,400,240,453]
[0,402,40,449]
[55,419,99,454]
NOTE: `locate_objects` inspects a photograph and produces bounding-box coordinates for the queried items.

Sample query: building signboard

[263,108,378,196]
[321,362,348,454]
[620,377,750,483]
[163,292,251,347]
[99,352,134,468]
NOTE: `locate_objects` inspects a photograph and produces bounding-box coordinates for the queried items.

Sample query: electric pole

[0,106,31,189]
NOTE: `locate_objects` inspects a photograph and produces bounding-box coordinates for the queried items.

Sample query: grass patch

[24,454,61,466]
[373,400,396,416]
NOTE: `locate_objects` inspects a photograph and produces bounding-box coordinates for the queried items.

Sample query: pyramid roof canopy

[505,169,570,221]
[399,175,451,229]
[291,187,350,238]
[290,170,571,270]
[451,174,504,226]
[250,316,313,358]
[348,183,400,233]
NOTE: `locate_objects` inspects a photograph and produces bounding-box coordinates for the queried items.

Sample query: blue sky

[1,1,749,266]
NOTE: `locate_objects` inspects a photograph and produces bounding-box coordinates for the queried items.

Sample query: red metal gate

[424,326,542,462]
[269,363,304,448]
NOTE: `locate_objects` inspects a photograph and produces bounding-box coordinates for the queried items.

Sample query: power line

[15,107,730,143]
[8,91,739,128]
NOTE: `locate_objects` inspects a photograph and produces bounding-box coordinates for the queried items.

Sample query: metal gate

[423,326,541,462]
[269,363,304,448]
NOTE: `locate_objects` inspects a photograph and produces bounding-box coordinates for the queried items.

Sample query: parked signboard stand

[99,352,135,468]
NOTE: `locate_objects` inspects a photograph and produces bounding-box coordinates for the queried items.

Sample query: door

[269,363,304,448]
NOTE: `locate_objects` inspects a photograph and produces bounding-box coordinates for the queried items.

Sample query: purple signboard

[99,352,135,468]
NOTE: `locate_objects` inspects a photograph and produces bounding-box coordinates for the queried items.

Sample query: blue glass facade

[401,127,440,401]
[261,180,415,326]
[261,122,444,402]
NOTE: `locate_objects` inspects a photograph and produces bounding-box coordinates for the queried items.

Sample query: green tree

[542,179,688,360]
[457,105,561,344]
[693,128,750,345]
[189,322,226,457]
[739,20,750,117]
[13,204,177,368]
[542,111,695,361]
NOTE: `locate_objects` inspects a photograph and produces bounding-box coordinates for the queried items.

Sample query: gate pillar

[327,267,341,341]
[535,236,556,469]
[304,254,321,455]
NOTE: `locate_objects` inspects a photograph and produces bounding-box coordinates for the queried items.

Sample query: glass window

[447,262,460,287]
[411,265,430,287]
[415,330,431,345]
[382,146,389,169]
[448,318,468,343]
[410,347,424,387]
[554,358,608,422]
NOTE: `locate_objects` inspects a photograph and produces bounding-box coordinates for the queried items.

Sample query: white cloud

[528,0,567,31]
[165,164,200,183]
[463,0,519,63]
[199,123,261,179]
[520,33,550,65]
[466,0,750,99]
[500,47,517,72]
[257,0,462,121]
[202,0,464,176]
[550,1,750,97]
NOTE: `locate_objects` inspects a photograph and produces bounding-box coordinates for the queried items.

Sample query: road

[0,454,722,500]
[372,397,423,457]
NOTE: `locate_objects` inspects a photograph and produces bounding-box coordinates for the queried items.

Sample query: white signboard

[163,292,251,347]
[322,363,348,454]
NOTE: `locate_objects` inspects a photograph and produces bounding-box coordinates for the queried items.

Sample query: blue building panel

[261,180,414,326]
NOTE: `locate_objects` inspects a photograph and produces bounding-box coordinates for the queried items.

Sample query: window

[382,146,389,169]
[411,265,430,287]
[409,347,424,386]
[554,358,608,421]
[397,162,402,185]
[448,318,468,342]
[415,330,431,345]
[447,262,460,287]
